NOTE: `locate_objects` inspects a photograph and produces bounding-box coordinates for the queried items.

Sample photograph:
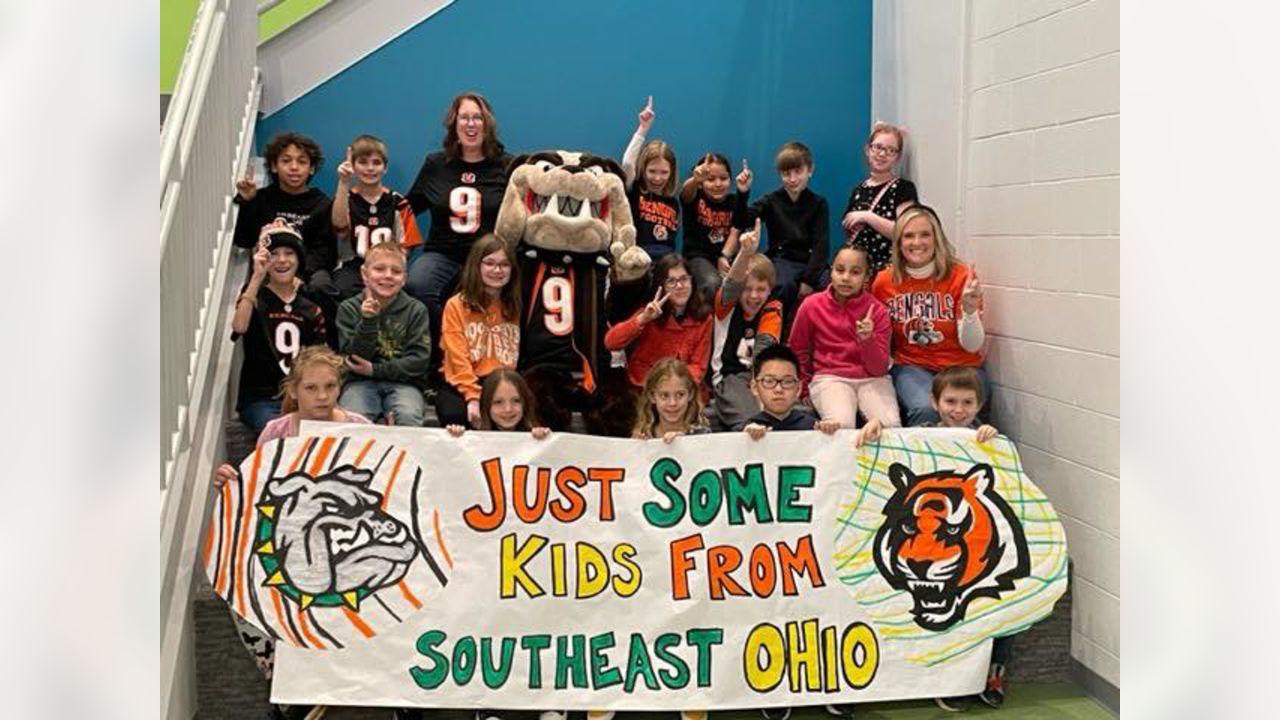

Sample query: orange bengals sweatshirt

[439,294,520,401]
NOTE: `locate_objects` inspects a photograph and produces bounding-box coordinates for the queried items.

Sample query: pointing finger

[646,95,653,110]
[864,306,875,322]
[741,158,749,172]
[346,145,353,164]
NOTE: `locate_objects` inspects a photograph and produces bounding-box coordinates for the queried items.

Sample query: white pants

[809,374,901,428]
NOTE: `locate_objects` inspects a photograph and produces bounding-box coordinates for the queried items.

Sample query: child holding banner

[445,369,550,438]
[856,366,1008,711]
[631,358,711,442]
[742,344,841,438]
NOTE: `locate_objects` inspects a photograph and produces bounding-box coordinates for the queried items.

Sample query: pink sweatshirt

[787,287,892,393]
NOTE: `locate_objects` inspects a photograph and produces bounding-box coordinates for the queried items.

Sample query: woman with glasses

[840,121,918,279]
[404,92,514,393]
[603,254,714,434]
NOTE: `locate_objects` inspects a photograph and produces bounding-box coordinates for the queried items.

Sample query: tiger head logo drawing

[872,462,1030,631]
[256,465,419,609]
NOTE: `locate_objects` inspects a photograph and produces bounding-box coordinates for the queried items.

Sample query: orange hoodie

[440,294,520,401]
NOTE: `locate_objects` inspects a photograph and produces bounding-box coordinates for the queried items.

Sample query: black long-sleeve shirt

[745,188,830,287]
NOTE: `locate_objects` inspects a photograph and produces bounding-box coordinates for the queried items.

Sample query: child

[214,345,369,720]
[437,235,521,428]
[744,142,830,324]
[232,131,337,291]
[787,243,899,430]
[680,152,753,302]
[445,369,549,438]
[855,365,1004,712]
[631,358,711,442]
[840,122,917,278]
[230,221,328,434]
[330,135,424,300]
[742,344,841,437]
[605,253,713,384]
[708,220,783,431]
[335,243,431,427]
[620,96,680,262]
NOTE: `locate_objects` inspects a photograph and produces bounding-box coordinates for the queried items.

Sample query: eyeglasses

[756,376,799,390]
[480,259,511,270]
[868,144,900,157]
[664,276,692,287]
[458,114,484,125]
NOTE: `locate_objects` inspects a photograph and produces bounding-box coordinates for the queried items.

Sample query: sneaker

[760,708,792,720]
[587,711,616,720]
[979,663,1006,708]
[824,704,856,718]
[933,696,968,712]
[540,713,567,720]
[681,712,708,720]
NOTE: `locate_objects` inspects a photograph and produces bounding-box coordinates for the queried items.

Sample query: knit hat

[260,223,306,270]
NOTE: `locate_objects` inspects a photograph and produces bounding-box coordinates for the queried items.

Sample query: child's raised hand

[213,463,238,488]
[638,96,655,132]
[736,158,753,192]
[337,146,354,184]
[816,418,842,435]
[744,423,769,441]
[531,426,551,440]
[855,305,875,340]
[345,353,374,377]
[638,287,668,325]
[739,219,762,255]
[446,424,466,437]
[961,265,983,314]
[855,418,883,448]
[975,424,998,443]
[236,164,257,201]
[360,288,383,318]
[693,154,714,183]
[251,242,270,278]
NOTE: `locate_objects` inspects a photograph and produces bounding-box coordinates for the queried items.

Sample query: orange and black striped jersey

[516,246,610,392]
[340,188,423,264]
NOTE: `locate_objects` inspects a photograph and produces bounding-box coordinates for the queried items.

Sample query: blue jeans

[340,380,426,427]
[238,398,281,436]
[405,251,464,386]
[891,363,991,427]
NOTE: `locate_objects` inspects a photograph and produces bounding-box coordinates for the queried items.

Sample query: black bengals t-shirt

[339,187,423,266]
[232,284,327,409]
[627,185,681,247]
[681,188,750,261]
[406,151,513,263]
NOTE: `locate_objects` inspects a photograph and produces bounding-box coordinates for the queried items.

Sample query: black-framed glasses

[756,376,799,390]
[868,144,900,157]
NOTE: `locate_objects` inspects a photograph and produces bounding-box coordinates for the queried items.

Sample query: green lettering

[554,635,588,689]
[643,458,686,528]
[777,466,815,522]
[685,628,724,687]
[521,634,551,689]
[409,630,448,689]
[451,636,477,685]
[653,632,690,689]
[480,636,516,689]
[623,632,660,692]
[589,632,622,689]
[688,470,724,526]
[724,464,772,525]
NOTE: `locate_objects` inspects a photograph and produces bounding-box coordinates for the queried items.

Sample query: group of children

[221,95,1007,719]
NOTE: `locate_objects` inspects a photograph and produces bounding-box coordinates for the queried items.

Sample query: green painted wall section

[160,0,330,93]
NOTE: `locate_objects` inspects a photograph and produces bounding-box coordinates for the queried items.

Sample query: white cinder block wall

[872,0,1119,697]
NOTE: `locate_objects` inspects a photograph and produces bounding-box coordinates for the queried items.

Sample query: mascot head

[257,465,418,609]
[872,463,1030,631]
[495,150,649,281]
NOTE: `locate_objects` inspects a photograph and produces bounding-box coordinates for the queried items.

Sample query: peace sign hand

[236,163,257,201]
[855,306,875,340]
[736,158,753,192]
[337,146,354,184]
[961,265,983,314]
[638,96,655,132]
[638,287,669,325]
[693,154,714,183]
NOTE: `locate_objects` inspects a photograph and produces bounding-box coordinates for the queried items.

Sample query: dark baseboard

[1070,657,1119,715]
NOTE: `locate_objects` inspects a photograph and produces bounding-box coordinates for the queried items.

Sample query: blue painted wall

[258,0,873,258]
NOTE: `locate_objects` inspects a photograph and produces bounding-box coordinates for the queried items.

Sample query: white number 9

[274,321,301,373]
[449,186,481,234]
[541,276,573,336]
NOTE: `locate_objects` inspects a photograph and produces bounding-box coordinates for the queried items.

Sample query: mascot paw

[613,244,652,284]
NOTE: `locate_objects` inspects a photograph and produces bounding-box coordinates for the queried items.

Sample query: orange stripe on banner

[297,609,326,649]
[202,496,217,571]
[398,580,422,610]
[353,437,375,466]
[308,436,336,476]
[234,445,264,616]
[215,482,233,595]
[433,509,454,569]
[271,589,304,647]
[288,437,314,473]
[380,450,406,510]
[342,606,376,638]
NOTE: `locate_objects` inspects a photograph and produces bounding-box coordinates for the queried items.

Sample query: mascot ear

[963,463,995,494]
[594,156,626,183]
[326,465,375,486]
[887,463,915,493]
[266,472,313,498]
[505,154,530,177]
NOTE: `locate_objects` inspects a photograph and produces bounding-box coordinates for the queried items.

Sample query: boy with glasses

[741,344,840,437]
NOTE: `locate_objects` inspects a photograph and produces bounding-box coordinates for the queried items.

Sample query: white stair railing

[159,1,259,718]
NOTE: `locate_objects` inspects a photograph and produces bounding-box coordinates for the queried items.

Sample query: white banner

[204,424,1068,710]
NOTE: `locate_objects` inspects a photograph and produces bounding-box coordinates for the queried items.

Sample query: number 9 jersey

[405,150,514,262]
[231,284,327,412]
[516,246,610,393]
